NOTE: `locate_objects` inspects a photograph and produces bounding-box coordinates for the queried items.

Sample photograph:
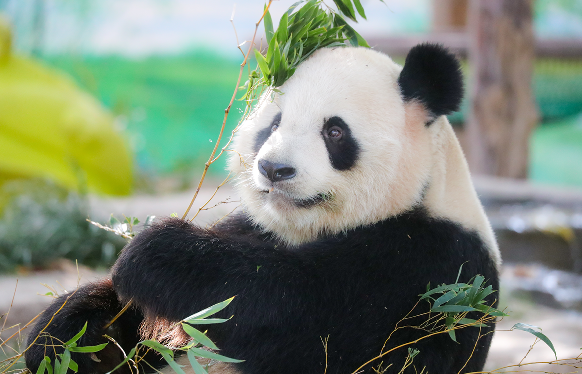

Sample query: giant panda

[26,44,501,374]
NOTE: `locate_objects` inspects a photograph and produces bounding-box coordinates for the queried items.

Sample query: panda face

[229,47,437,245]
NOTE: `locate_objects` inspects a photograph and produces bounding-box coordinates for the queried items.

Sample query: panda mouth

[261,189,333,208]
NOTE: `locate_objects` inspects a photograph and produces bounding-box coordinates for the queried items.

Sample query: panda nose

[258,159,296,182]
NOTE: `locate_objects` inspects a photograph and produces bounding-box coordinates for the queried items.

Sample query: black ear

[398,43,463,118]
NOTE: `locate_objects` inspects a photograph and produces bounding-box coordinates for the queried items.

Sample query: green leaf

[511,323,557,359]
[255,50,270,77]
[353,0,366,19]
[187,347,244,363]
[420,283,468,300]
[468,275,485,301]
[455,262,466,283]
[448,328,458,343]
[473,304,508,317]
[68,359,78,373]
[132,217,140,225]
[65,322,88,346]
[187,349,209,374]
[336,15,369,47]
[44,357,53,374]
[161,352,187,374]
[181,323,219,350]
[68,343,108,353]
[53,357,60,374]
[264,7,274,46]
[287,0,306,16]
[432,291,457,309]
[57,350,71,374]
[183,297,235,323]
[277,12,288,45]
[185,318,231,325]
[140,340,174,356]
[473,285,495,304]
[333,0,356,22]
[446,290,469,307]
[431,305,476,313]
[105,347,136,374]
[36,358,47,374]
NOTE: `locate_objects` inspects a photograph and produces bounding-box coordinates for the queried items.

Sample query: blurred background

[1,0,582,372]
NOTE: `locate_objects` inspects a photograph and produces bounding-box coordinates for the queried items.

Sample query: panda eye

[327,126,343,140]
[271,122,280,132]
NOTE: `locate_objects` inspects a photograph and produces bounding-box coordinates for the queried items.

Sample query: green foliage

[421,271,508,342]
[35,322,108,374]
[422,269,557,359]
[241,0,371,102]
[29,298,240,374]
[0,179,126,272]
[106,297,241,374]
[511,323,557,360]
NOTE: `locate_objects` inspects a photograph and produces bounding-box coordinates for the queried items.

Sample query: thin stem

[182,0,274,220]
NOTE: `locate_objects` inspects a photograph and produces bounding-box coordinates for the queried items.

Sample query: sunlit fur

[228,47,500,266]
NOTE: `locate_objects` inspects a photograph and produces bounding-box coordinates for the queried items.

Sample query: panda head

[228,44,464,245]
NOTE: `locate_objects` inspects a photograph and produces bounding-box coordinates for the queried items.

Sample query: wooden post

[433,0,468,32]
[466,0,538,178]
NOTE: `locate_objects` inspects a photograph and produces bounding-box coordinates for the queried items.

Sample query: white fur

[228,47,501,266]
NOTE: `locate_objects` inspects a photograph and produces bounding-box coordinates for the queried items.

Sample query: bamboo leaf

[187,350,209,374]
[287,0,307,16]
[277,12,289,45]
[68,359,78,373]
[334,15,369,47]
[333,0,356,22]
[161,352,187,374]
[140,340,173,356]
[264,7,274,45]
[183,297,235,323]
[353,0,367,19]
[473,285,494,304]
[255,50,270,78]
[431,305,476,313]
[181,323,219,350]
[473,304,508,317]
[64,322,87,346]
[511,323,557,359]
[433,291,457,309]
[420,283,468,299]
[185,318,231,325]
[68,343,108,353]
[57,351,71,374]
[44,357,53,374]
[448,328,458,343]
[105,347,136,374]
[36,359,47,374]
[187,347,244,363]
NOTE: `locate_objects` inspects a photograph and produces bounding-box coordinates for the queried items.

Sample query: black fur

[253,112,281,153]
[27,210,498,374]
[398,43,464,118]
[321,116,360,170]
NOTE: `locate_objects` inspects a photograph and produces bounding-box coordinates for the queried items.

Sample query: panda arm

[111,216,328,324]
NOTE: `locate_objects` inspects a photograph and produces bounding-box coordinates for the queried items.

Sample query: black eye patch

[321,116,359,170]
[254,112,281,153]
